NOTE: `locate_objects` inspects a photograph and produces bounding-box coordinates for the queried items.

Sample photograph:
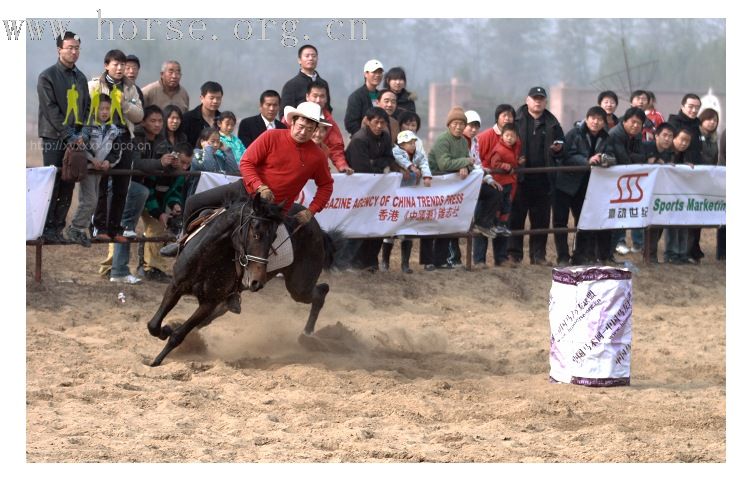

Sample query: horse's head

[232,194,285,292]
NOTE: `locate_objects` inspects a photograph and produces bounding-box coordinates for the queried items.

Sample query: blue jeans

[631,228,644,249]
[473,184,512,264]
[664,228,688,262]
[111,182,149,278]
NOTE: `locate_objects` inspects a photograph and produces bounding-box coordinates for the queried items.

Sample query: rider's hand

[294,208,313,225]
[257,185,275,202]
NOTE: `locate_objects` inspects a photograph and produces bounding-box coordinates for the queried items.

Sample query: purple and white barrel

[549,266,632,387]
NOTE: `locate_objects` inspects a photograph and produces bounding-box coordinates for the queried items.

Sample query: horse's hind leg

[150,301,219,367]
[303,283,329,335]
[147,283,183,340]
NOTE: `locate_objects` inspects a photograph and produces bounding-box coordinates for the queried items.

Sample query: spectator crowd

[36,31,726,284]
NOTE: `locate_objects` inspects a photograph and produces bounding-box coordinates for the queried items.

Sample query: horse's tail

[321,229,345,270]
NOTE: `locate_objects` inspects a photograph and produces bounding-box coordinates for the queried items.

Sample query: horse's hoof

[297,332,330,352]
[150,358,162,367]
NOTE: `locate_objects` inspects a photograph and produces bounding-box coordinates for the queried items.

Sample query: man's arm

[122,84,144,125]
[307,155,334,214]
[345,135,373,172]
[325,121,350,171]
[433,137,471,172]
[371,135,398,171]
[37,72,67,138]
[563,129,588,166]
[344,90,365,136]
[238,134,270,193]
[237,117,254,148]
[279,78,296,119]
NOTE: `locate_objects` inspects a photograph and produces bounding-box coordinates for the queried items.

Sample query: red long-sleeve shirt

[322,109,349,171]
[239,129,333,214]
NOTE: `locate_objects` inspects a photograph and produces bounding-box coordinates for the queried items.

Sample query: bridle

[233,199,279,268]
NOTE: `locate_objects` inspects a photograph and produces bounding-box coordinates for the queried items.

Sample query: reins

[233,198,303,268]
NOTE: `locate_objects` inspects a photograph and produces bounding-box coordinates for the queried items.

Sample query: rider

[160,101,334,257]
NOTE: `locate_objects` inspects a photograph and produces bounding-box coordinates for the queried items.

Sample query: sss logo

[610,173,649,204]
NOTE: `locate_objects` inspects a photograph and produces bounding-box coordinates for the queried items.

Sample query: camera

[599,153,615,166]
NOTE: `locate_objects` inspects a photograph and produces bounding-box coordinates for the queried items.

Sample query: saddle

[180,207,227,248]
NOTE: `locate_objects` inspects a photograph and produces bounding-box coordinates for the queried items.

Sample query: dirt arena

[25,232,725,463]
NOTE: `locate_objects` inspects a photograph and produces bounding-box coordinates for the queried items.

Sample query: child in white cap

[380,130,433,274]
[392,130,432,187]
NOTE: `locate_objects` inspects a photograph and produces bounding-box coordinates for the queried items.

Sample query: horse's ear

[252,192,262,212]
[276,200,286,211]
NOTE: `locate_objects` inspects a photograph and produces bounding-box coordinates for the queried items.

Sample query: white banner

[300,171,483,237]
[194,171,242,194]
[26,166,57,240]
[578,164,726,230]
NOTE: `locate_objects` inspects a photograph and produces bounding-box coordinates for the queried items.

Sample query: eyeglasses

[61,46,80,52]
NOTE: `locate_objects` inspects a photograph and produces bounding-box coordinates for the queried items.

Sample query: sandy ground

[26,232,725,463]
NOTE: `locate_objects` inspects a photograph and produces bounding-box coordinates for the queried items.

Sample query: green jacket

[428,131,471,174]
[145,175,185,220]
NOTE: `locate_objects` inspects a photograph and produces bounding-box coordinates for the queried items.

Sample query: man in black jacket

[37,31,91,243]
[344,59,384,136]
[667,93,702,164]
[555,106,616,265]
[280,45,332,118]
[346,107,396,173]
[644,122,677,262]
[507,86,565,265]
[668,93,705,264]
[179,81,223,147]
[337,107,397,271]
[608,106,647,258]
[238,90,287,148]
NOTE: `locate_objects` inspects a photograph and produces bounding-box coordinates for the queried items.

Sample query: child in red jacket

[487,123,524,231]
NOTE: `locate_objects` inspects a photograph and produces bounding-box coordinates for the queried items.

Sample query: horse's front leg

[150,300,221,367]
[147,282,183,341]
[303,283,330,335]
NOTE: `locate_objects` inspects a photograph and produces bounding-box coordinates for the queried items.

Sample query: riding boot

[160,230,185,258]
[401,240,413,274]
[380,240,393,271]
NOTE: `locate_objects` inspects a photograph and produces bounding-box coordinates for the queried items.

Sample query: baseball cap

[397,130,418,144]
[528,86,547,98]
[363,59,384,73]
[465,110,481,125]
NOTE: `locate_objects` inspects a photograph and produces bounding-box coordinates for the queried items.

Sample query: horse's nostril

[250,280,264,292]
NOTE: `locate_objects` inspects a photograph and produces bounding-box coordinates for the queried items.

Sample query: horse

[146,192,338,367]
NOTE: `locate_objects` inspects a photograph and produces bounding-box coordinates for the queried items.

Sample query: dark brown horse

[146,193,338,366]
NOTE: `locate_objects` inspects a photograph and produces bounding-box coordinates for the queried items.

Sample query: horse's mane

[222,189,285,223]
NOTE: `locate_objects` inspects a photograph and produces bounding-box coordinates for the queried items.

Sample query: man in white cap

[344,58,384,136]
[161,101,334,257]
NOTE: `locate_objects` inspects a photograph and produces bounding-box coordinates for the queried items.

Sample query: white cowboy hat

[284,102,332,127]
